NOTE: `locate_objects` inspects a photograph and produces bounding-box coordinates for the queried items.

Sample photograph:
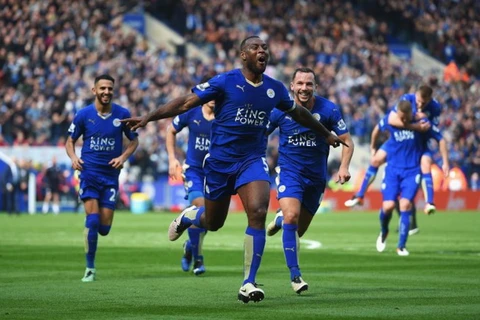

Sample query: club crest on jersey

[266,88,275,98]
[113,118,121,127]
[196,82,210,91]
[313,113,321,121]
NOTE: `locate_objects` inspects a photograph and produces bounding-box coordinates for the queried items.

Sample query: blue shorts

[183,164,205,200]
[79,171,119,210]
[422,150,433,159]
[203,155,270,201]
[276,168,326,215]
[381,165,421,202]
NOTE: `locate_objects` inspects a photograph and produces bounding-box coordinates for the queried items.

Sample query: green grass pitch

[0,210,479,320]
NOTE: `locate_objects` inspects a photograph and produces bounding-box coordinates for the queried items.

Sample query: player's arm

[388,111,430,132]
[109,136,139,169]
[288,105,348,148]
[166,124,182,180]
[336,132,354,184]
[65,136,84,171]
[370,124,381,157]
[122,93,202,131]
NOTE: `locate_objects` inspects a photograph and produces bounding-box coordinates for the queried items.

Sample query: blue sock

[181,206,205,228]
[283,223,300,279]
[379,209,392,236]
[243,226,266,285]
[357,165,378,198]
[85,214,100,269]
[398,210,411,249]
[422,173,434,204]
[188,227,206,261]
[98,225,111,236]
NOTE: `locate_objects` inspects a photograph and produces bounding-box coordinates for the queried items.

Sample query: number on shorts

[262,157,269,173]
[109,188,116,202]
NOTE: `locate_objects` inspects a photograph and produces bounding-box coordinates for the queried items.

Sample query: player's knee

[205,220,224,231]
[399,199,412,211]
[382,201,395,213]
[98,225,111,236]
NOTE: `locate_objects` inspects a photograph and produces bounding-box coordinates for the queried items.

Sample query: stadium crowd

[0,0,479,192]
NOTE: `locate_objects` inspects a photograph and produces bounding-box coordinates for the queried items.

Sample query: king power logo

[235,104,267,126]
[288,132,317,147]
[195,136,210,151]
[90,137,116,151]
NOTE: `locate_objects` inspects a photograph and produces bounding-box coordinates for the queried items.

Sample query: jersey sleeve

[68,111,84,141]
[426,124,443,142]
[122,110,138,140]
[274,83,296,112]
[330,106,349,136]
[266,109,281,135]
[191,74,225,104]
[430,101,442,126]
[378,114,389,132]
[172,112,189,132]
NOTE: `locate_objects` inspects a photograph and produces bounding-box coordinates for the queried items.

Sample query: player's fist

[326,133,348,148]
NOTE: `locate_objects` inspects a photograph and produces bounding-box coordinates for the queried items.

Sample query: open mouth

[258,56,266,65]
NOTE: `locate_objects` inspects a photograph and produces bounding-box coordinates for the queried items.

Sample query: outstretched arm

[289,105,348,148]
[166,124,182,180]
[336,132,355,184]
[122,93,203,131]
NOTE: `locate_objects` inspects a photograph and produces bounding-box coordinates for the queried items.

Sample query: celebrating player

[166,99,215,275]
[65,74,139,282]
[122,36,346,303]
[374,101,448,256]
[266,67,354,294]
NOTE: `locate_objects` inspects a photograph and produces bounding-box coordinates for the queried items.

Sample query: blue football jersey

[397,93,442,125]
[192,69,294,161]
[68,103,138,177]
[379,113,443,169]
[172,106,212,167]
[268,96,349,180]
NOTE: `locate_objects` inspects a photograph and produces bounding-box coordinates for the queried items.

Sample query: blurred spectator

[42,156,63,214]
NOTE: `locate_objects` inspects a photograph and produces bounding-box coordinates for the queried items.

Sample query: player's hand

[120,117,148,131]
[169,159,181,180]
[417,120,431,132]
[335,167,351,185]
[326,133,348,148]
[109,157,124,170]
[442,163,450,178]
[71,156,84,171]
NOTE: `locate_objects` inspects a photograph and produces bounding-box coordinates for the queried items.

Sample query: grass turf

[0,210,479,319]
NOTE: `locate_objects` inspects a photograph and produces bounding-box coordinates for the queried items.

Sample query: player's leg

[420,153,435,214]
[52,190,60,215]
[236,179,269,303]
[42,188,52,214]
[377,167,399,252]
[82,198,100,282]
[397,168,421,256]
[235,157,271,303]
[345,148,387,207]
[408,201,419,236]
[188,193,207,275]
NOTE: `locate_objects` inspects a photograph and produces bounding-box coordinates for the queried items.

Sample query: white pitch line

[300,239,322,249]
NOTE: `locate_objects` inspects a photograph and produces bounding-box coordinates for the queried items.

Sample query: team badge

[113,118,121,127]
[266,89,275,98]
[313,113,321,121]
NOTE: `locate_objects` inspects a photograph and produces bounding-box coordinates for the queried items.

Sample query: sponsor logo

[193,119,201,126]
[236,84,245,92]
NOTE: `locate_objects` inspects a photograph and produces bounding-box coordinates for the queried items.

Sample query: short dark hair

[417,85,433,100]
[94,74,115,84]
[397,100,412,113]
[240,36,260,51]
[292,67,317,83]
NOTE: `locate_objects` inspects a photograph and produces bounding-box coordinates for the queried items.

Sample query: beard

[97,93,112,105]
